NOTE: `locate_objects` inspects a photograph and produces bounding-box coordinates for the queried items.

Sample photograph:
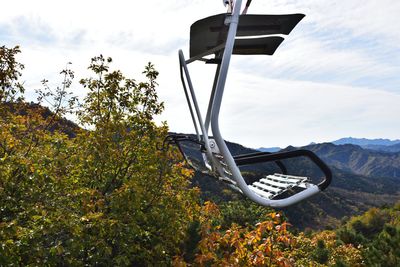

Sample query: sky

[1,0,399,148]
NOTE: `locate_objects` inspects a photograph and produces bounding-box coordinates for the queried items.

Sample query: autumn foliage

[194,203,293,266]
[0,46,199,265]
[1,46,399,266]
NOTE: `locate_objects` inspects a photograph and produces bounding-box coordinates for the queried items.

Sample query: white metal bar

[219,160,228,167]
[260,178,293,188]
[249,185,273,198]
[210,0,245,182]
[223,169,233,176]
[266,175,305,184]
[179,51,201,140]
[274,173,308,180]
[205,63,222,132]
[253,182,281,193]
[260,178,298,188]
[178,50,216,168]
[186,44,226,64]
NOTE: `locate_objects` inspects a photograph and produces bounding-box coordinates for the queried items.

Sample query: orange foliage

[191,203,295,267]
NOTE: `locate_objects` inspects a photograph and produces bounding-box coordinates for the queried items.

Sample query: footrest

[249,173,309,199]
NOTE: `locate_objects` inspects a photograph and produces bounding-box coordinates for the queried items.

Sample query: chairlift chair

[171,0,332,208]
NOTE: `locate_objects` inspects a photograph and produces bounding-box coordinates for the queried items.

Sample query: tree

[1,46,79,265]
[66,55,200,265]
[0,48,200,265]
[363,225,400,266]
[311,239,329,264]
[0,45,24,103]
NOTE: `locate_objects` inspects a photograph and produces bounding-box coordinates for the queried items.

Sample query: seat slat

[253,181,281,193]
[266,175,303,184]
[266,175,307,185]
[223,168,233,176]
[274,173,308,180]
[260,178,294,188]
[213,152,224,159]
[219,160,228,167]
[219,175,236,185]
[249,185,273,199]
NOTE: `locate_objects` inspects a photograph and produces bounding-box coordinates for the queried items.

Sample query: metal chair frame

[176,0,332,207]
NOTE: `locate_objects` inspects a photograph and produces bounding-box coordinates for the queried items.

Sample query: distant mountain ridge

[257,147,281,153]
[333,137,400,147]
[332,137,400,153]
[258,137,400,154]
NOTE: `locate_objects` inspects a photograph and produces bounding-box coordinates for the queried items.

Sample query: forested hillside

[306,143,400,179]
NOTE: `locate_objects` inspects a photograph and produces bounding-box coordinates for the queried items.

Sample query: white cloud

[165,69,400,148]
[2,0,399,147]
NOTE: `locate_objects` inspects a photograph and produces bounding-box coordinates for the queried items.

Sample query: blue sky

[1,0,399,148]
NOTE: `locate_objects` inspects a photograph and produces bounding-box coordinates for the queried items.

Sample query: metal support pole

[179,50,218,170]
[205,63,222,132]
[179,52,201,141]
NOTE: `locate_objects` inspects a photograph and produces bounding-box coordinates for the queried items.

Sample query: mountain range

[332,137,400,146]
[258,137,400,153]
[332,137,400,153]
[304,143,400,179]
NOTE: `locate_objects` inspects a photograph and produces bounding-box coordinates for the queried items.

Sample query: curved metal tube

[234,152,288,175]
[209,0,322,207]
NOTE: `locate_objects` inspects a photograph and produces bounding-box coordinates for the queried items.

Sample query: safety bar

[233,152,288,175]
